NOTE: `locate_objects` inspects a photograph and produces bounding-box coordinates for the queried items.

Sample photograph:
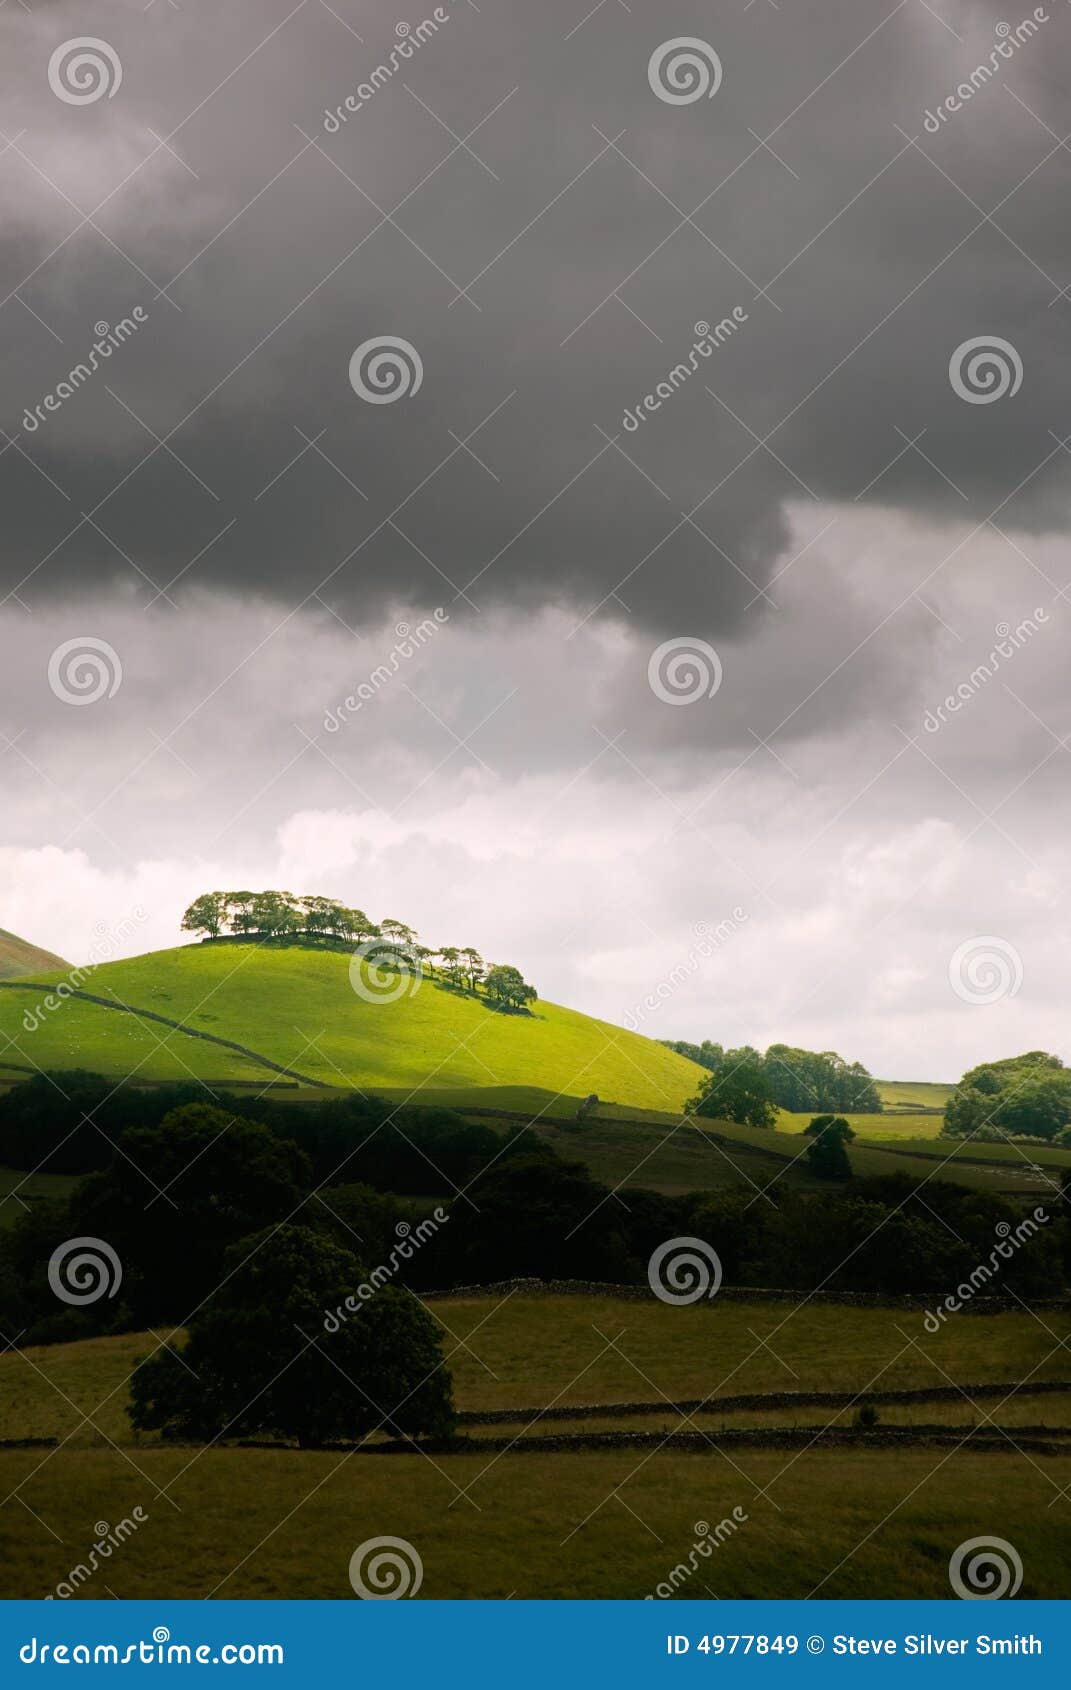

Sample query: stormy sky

[2,0,1071,1080]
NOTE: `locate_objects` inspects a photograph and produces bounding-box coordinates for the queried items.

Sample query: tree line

[664,1040,882,1127]
[180,890,537,1011]
[2,1069,1066,1447]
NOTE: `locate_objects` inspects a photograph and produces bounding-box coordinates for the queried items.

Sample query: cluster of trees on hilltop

[942,1051,1071,1143]
[180,891,537,1011]
[670,1040,882,1126]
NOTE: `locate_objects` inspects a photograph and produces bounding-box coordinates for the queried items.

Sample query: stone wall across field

[425,1275,1071,1314]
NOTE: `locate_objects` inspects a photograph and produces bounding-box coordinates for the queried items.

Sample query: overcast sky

[2,0,1070,1080]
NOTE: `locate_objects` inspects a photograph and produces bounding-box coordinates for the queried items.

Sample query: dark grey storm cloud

[3,0,1071,640]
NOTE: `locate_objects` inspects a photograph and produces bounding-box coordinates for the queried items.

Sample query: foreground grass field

[0,944,706,1115]
[1,1293,1069,1598]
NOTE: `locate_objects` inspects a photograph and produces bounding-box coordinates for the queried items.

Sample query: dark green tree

[804,1114,855,1180]
[70,1104,309,1320]
[943,1052,1071,1142]
[180,892,226,939]
[483,964,537,1011]
[129,1224,454,1447]
[687,1046,778,1129]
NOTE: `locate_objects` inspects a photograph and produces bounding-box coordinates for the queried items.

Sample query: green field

[778,1109,946,1141]
[877,1079,953,1111]
[506,1111,1071,1198]
[0,942,706,1115]
[1,1291,1067,1599]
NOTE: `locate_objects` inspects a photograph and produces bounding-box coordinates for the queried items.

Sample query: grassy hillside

[2,1292,1068,1598]
[0,928,68,981]
[0,941,707,1115]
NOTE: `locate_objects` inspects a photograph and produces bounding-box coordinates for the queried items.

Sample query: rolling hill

[0,940,708,1114]
[0,928,69,980]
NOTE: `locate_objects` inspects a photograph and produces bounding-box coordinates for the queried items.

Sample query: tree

[129,1224,455,1447]
[661,1039,725,1072]
[251,890,299,936]
[380,919,417,949]
[483,964,537,1012]
[224,891,258,935]
[70,1104,310,1321]
[687,1047,778,1129]
[763,1044,882,1114]
[438,946,463,986]
[347,909,379,945]
[299,895,336,936]
[804,1115,855,1181]
[665,1039,882,1113]
[943,1052,1071,1142]
[461,948,486,992]
[180,892,227,939]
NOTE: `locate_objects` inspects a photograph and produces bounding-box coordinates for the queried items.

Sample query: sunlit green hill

[0,940,707,1114]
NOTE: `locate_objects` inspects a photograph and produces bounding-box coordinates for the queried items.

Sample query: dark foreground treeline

[1,1071,1068,1351]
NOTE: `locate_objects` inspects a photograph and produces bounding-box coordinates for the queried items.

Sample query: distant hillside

[0,929,69,981]
[0,941,708,1114]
